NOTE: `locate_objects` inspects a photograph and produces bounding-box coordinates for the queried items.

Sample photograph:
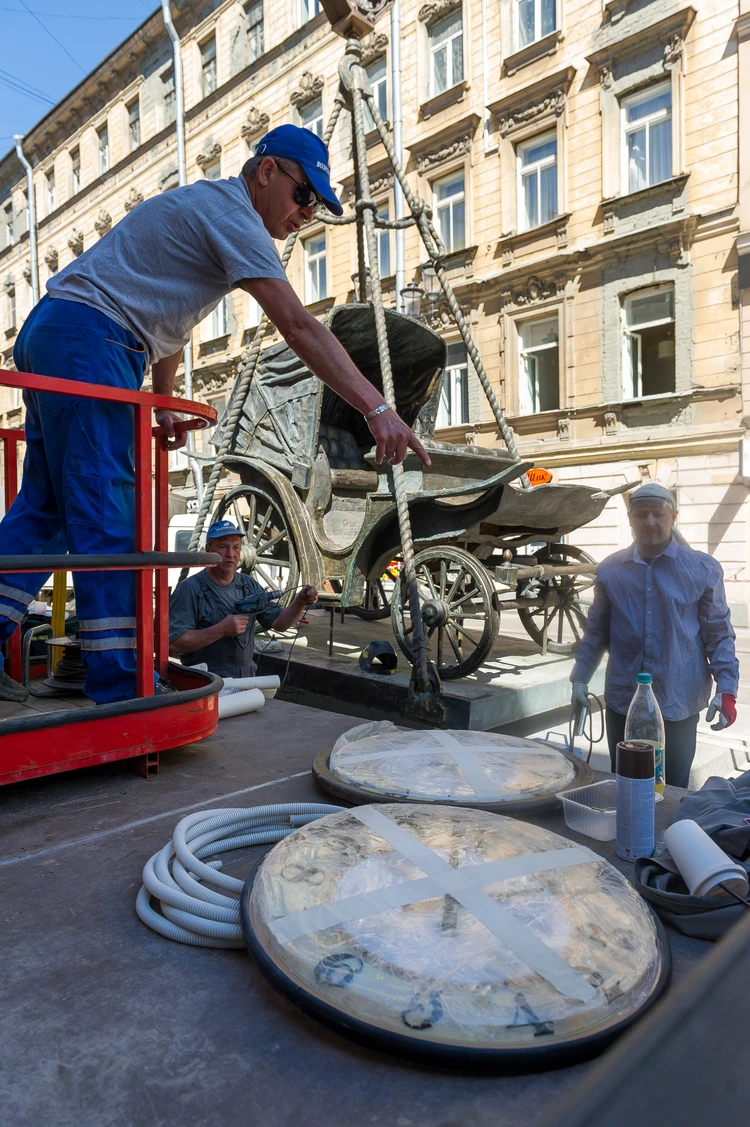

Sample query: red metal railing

[0,370,217,695]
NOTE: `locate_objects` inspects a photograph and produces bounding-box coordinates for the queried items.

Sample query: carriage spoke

[437,625,445,667]
[556,606,565,644]
[232,500,248,537]
[444,624,463,663]
[451,621,479,648]
[439,559,447,600]
[260,529,288,555]
[444,567,465,606]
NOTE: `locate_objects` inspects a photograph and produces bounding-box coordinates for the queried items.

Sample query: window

[622,287,675,399]
[22,193,29,233]
[45,169,56,214]
[300,0,320,23]
[436,342,470,428]
[70,147,81,193]
[304,233,327,303]
[518,316,559,414]
[203,159,222,181]
[433,170,465,253]
[363,56,387,132]
[518,133,557,231]
[128,99,140,151]
[3,202,12,248]
[163,68,175,125]
[247,292,261,328]
[517,0,556,48]
[97,125,109,175]
[376,202,391,277]
[7,285,16,329]
[200,36,217,98]
[300,98,323,139]
[199,392,227,452]
[200,296,228,341]
[246,1,264,63]
[429,11,463,98]
[622,83,671,195]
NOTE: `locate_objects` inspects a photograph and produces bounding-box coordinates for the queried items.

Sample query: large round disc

[240,804,669,1069]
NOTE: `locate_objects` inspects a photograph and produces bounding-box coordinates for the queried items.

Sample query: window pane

[452,200,465,250]
[377,204,391,276]
[649,116,672,185]
[431,10,462,44]
[523,170,538,229]
[435,170,464,201]
[452,32,464,84]
[627,128,647,192]
[535,346,560,411]
[627,88,671,124]
[540,162,557,224]
[541,0,556,37]
[446,342,467,367]
[521,136,556,166]
[626,289,674,327]
[639,323,676,396]
[518,0,535,46]
[520,317,558,350]
[438,203,452,249]
[432,44,447,94]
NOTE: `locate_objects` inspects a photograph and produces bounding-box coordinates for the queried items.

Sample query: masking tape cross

[269,806,598,1002]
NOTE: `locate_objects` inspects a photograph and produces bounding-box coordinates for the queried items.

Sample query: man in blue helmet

[0,125,429,704]
[168,520,316,680]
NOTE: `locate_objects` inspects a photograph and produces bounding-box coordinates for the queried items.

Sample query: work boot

[0,670,29,702]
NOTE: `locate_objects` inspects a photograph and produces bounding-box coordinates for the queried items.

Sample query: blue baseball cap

[254,124,343,216]
[207,520,242,541]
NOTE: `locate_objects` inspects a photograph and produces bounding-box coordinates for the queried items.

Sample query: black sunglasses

[275,162,323,209]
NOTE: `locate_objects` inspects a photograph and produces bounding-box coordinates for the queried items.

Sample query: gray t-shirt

[47,176,286,364]
[169,568,282,679]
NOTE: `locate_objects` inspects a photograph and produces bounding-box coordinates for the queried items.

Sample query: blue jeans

[0,296,147,703]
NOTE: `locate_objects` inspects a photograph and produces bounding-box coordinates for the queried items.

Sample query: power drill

[234,590,283,615]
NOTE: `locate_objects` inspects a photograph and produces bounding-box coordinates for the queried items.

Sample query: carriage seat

[317,422,366,471]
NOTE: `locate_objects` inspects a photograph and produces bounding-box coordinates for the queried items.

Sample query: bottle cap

[637,673,652,684]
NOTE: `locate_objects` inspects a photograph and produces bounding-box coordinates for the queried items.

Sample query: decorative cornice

[68,229,84,257]
[94,208,112,237]
[360,30,388,66]
[498,89,564,136]
[500,275,565,309]
[43,247,58,271]
[587,7,696,70]
[416,132,472,174]
[22,263,31,283]
[491,68,576,136]
[290,70,325,108]
[240,106,270,141]
[196,142,222,169]
[347,170,394,203]
[3,275,14,293]
[124,187,143,212]
[418,0,461,28]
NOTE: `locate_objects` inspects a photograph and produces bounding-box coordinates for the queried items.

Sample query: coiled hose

[136,803,344,949]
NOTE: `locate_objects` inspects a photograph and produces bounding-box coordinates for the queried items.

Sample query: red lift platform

[0,369,221,785]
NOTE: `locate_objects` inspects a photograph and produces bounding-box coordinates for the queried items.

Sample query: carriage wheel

[517,543,595,656]
[348,559,400,620]
[391,547,499,680]
[215,484,299,602]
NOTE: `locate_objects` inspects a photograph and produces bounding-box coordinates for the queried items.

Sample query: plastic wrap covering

[245,804,667,1062]
[326,722,578,805]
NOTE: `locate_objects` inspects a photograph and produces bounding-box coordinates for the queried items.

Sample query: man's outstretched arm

[243,276,431,467]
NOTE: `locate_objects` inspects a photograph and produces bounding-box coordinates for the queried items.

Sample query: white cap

[629,483,675,509]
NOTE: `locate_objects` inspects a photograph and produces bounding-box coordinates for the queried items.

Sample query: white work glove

[706,693,737,731]
[571,682,589,711]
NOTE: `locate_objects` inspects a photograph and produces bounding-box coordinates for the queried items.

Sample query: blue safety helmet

[206,520,242,541]
[254,124,343,216]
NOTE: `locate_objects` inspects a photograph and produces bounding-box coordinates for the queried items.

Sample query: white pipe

[218,687,265,718]
[391,0,405,309]
[222,675,280,699]
[13,134,38,305]
[161,0,204,505]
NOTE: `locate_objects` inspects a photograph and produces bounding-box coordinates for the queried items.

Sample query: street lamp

[420,261,440,320]
[351,267,372,302]
[400,280,424,317]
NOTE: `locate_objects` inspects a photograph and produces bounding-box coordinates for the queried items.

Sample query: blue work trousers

[0,296,147,703]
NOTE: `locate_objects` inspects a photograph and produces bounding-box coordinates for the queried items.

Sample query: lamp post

[400,281,424,318]
[420,262,440,321]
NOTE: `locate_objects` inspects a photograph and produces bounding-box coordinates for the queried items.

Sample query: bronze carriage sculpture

[211,304,617,680]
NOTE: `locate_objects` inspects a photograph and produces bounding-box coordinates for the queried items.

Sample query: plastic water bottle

[624,673,666,794]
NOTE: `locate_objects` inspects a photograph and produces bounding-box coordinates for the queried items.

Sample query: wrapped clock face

[241,804,669,1068]
[313,723,592,812]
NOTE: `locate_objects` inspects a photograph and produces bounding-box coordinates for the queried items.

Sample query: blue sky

[0,2,157,160]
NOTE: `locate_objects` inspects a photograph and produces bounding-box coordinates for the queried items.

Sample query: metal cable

[185,96,346,554]
[347,42,431,694]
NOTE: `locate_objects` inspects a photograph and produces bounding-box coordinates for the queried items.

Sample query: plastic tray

[557,779,617,841]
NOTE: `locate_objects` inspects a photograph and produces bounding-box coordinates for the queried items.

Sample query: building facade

[1,0,749,617]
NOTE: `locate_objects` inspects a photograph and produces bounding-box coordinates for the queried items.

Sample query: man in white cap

[168,520,317,680]
[571,482,739,788]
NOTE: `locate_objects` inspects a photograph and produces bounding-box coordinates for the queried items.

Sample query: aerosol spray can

[616,740,655,861]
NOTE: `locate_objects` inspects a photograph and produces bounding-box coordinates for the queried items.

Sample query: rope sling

[184,37,528,718]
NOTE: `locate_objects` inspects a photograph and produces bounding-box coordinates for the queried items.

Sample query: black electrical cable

[568,693,605,764]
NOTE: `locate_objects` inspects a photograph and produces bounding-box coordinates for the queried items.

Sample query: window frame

[97,124,109,176]
[162,68,176,126]
[7,284,16,329]
[3,202,12,249]
[299,97,324,139]
[45,168,56,215]
[70,147,81,195]
[299,0,321,25]
[620,284,676,400]
[436,341,470,429]
[200,35,218,99]
[127,98,141,152]
[428,9,464,99]
[516,0,557,51]
[246,0,264,63]
[620,81,672,197]
[304,231,328,305]
[203,158,222,181]
[517,314,561,416]
[517,131,558,232]
[432,167,466,255]
[363,56,388,132]
[200,296,228,342]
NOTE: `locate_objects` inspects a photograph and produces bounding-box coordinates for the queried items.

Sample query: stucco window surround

[291,70,325,138]
[410,121,478,267]
[498,275,570,417]
[499,0,564,76]
[417,0,469,119]
[588,8,695,206]
[491,68,574,254]
[600,251,693,405]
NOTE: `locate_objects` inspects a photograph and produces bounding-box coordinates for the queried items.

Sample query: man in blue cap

[0,124,428,704]
[570,482,739,788]
[168,520,317,680]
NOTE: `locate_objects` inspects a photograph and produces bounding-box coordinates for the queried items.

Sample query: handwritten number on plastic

[401,991,444,1031]
[314,953,364,988]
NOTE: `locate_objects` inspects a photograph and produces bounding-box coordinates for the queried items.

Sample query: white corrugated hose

[136,804,345,948]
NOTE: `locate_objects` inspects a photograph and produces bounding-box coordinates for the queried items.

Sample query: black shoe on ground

[0,670,29,702]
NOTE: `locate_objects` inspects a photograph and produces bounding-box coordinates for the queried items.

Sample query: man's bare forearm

[152,349,183,397]
[285,314,385,415]
[169,624,224,655]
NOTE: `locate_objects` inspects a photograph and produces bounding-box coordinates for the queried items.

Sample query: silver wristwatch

[364,403,391,421]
